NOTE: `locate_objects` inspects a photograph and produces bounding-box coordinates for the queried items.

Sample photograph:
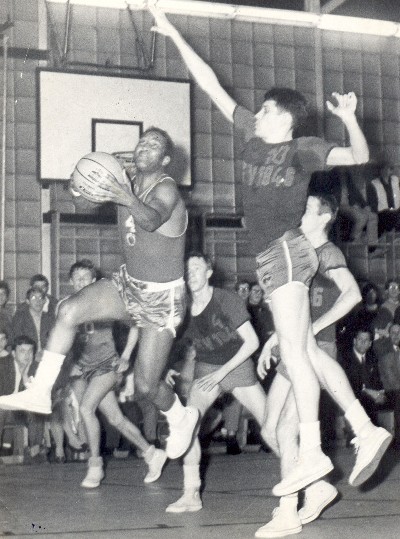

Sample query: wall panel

[2,1,400,298]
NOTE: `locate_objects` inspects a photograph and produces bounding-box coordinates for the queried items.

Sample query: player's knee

[107,413,124,431]
[79,402,96,421]
[134,378,157,402]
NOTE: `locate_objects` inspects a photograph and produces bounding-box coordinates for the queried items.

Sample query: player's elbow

[347,287,362,310]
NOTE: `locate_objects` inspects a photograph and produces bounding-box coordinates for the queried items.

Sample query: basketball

[72,152,125,203]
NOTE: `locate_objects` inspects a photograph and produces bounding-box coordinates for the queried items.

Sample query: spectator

[0,281,12,340]
[0,329,14,397]
[374,323,400,449]
[12,288,56,354]
[0,329,14,451]
[15,274,58,320]
[336,167,378,246]
[235,280,250,304]
[371,308,393,342]
[380,279,400,320]
[367,161,400,237]
[247,282,275,351]
[337,281,381,356]
[340,328,385,423]
[0,336,47,461]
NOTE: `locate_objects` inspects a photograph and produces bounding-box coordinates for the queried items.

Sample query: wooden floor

[0,446,399,539]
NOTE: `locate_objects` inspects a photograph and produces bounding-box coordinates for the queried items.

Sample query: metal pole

[62,0,72,65]
[0,33,9,280]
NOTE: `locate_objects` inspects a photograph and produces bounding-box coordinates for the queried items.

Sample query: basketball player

[149,7,371,495]
[164,252,267,514]
[256,194,391,537]
[0,127,199,461]
[67,259,167,488]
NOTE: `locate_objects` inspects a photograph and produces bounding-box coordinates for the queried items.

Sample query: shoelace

[350,437,360,453]
[271,507,280,519]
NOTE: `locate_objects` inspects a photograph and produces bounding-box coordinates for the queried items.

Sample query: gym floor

[0,446,399,539]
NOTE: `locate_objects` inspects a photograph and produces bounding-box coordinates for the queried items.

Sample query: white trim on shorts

[282,240,292,282]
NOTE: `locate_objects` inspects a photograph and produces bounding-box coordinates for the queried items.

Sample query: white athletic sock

[183,464,201,491]
[345,399,373,437]
[162,394,186,425]
[299,421,321,454]
[143,445,155,463]
[279,493,298,510]
[33,350,66,388]
[41,350,65,363]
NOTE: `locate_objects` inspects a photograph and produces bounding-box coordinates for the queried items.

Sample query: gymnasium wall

[1,0,400,302]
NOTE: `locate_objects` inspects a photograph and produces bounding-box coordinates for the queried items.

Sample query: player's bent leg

[346,403,392,487]
[307,332,393,486]
[271,282,318,424]
[254,384,303,539]
[261,373,293,457]
[232,382,267,427]
[135,328,199,460]
[79,373,118,489]
[166,383,220,514]
[98,391,167,484]
[270,283,332,497]
[0,280,128,413]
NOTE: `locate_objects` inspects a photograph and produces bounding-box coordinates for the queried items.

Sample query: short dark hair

[142,127,174,159]
[263,87,308,131]
[0,280,10,299]
[30,274,49,287]
[186,250,213,271]
[13,335,36,354]
[314,193,339,230]
[69,259,97,280]
[354,327,374,341]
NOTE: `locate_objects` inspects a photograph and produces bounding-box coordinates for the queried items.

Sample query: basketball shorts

[256,228,319,300]
[194,358,258,393]
[275,339,337,381]
[112,264,186,336]
[70,354,119,383]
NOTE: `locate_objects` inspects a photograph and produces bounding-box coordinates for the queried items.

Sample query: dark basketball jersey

[233,106,335,255]
[310,241,347,343]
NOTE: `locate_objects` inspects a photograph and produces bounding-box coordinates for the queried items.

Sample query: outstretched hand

[149,4,178,39]
[326,92,357,119]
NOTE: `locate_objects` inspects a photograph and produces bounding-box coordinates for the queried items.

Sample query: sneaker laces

[350,437,360,453]
[271,507,280,519]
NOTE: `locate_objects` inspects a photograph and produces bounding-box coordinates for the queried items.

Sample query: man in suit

[336,167,378,245]
[341,328,386,421]
[374,323,400,449]
[0,336,45,460]
[367,161,400,237]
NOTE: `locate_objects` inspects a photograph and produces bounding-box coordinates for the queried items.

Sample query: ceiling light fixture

[46,0,400,38]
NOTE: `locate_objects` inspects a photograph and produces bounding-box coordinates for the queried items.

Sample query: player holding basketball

[0,127,199,461]
[147,7,386,501]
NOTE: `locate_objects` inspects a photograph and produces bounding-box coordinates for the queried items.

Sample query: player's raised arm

[326,92,369,166]
[150,5,237,122]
